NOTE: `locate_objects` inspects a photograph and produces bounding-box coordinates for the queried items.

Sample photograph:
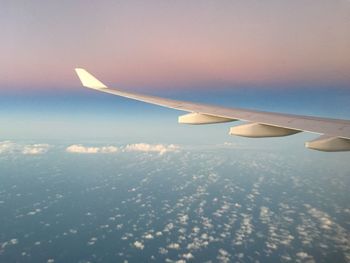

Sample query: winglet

[75,68,107,89]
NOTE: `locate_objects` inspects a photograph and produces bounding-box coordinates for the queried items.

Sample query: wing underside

[75,68,350,152]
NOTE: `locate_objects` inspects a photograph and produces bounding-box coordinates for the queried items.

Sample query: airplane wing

[75,68,350,152]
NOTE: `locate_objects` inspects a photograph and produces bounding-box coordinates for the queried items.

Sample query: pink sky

[1,0,349,91]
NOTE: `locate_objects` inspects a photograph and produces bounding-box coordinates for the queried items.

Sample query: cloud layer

[0,141,180,156]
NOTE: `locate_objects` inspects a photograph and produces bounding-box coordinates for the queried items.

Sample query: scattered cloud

[183,253,194,260]
[133,241,144,250]
[217,248,231,263]
[22,144,50,155]
[3,238,18,248]
[167,243,180,250]
[66,144,118,154]
[144,233,154,239]
[124,143,179,155]
[87,237,98,246]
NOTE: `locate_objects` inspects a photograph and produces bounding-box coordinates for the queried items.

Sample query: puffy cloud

[66,144,118,154]
[167,243,180,250]
[183,253,194,260]
[144,233,154,239]
[159,247,168,255]
[124,143,179,155]
[22,144,49,155]
[0,141,14,153]
[133,241,144,250]
[217,249,231,263]
[0,141,49,155]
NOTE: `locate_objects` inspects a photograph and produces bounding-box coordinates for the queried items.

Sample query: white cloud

[1,141,179,156]
[66,144,118,154]
[144,233,154,239]
[183,253,194,259]
[167,243,180,250]
[133,241,144,250]
[124,143,179,155]
[0,141,49,155]
[159,247,168,255]
[9,239,18,245]
[296,251,310,259]
[87,237,98,246]
[0,141,14,153]
[217,249,231,263]
[22,144,49,155]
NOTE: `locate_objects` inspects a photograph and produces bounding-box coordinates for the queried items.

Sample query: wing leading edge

[75,68,350,152]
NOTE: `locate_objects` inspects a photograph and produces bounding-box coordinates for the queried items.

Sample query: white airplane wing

[75,68,350,152]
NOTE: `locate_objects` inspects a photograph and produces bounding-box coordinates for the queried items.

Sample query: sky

[1,3,350,263]
[0,0,350,142]
[1,3,350,262]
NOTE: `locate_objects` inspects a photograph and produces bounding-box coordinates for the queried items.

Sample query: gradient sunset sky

[1,0,350,141]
